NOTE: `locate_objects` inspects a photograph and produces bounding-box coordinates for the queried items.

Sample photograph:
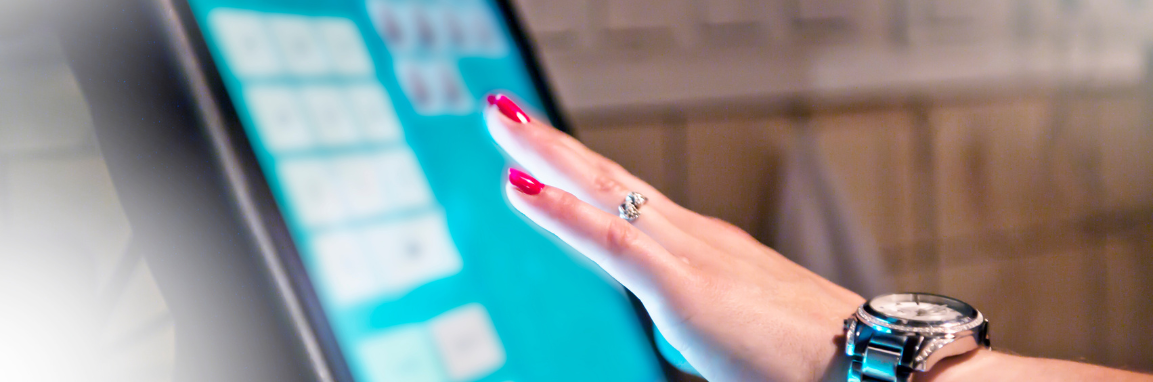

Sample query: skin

[484,106,1153,382]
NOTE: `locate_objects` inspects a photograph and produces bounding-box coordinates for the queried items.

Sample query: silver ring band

[618,192,648,222]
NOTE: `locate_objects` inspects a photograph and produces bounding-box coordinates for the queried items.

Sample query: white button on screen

[429,304,506,382]
[358,325,448,382]
[300,85,362,146]
[268,15,331,76]
[345,83,403,143]
[374,149,434,210]
[454,3,507,57]
[243,86,314,152]
[208,9,283,77]
[395,59,474,116]
[431,60,474,115]
[411,4,450,54]
[315,17,375,77]
[312,231,378,305]
[278,160,346,227]
[367,1,418,54]
[395,59,444,115]
[332,154,389,219]
[360,212,462,295]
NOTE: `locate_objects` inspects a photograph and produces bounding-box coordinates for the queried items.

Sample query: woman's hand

[485,94,865,382]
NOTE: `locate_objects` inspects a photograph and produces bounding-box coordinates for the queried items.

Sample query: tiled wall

[514,0,1153,115]
[517,0,1153,50]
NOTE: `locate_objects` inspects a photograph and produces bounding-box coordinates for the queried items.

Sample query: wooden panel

[605,0,679,29]
[513,0,590,49]
[1097,97,1153,211]
[931,99,1079,239]
[576,124,672,196]
[1104,228,1153,370]
[703,0,762,25]
[815,109,917,251]
[939,230,1095,361]
[685,118,792,233]
[796,0,851,21]
[515,0,586,33]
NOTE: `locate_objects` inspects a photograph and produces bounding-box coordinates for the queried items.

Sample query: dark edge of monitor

[152,1,354,381]
[56,0,326,379]
[153,0,674,381]
[492,0,573,136]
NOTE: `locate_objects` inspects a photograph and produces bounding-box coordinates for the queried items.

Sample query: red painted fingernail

[487,93,531,123]
[508,168,544,195]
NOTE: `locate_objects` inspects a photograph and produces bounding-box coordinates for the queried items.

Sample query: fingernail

[508,168,544,195]
[487,94,531,123]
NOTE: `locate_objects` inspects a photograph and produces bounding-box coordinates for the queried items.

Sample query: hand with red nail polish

[485,94,1139,382]
[489,94,860,382]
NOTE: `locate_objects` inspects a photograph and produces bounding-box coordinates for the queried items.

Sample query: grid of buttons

[357,304,506,382]
[207,8,508,382]
[243,82,403,153]
[366,0,507,116]
[208,8,460,304]
[210,10,376,78]
[312,211,462,304]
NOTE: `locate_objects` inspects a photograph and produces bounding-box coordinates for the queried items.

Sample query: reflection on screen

[189,0,665,381]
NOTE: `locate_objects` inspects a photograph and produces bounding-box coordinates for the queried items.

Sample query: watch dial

[873,301,962,321]
[867,293,976,324]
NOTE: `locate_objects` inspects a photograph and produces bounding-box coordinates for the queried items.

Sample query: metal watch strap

[848,332,913,382]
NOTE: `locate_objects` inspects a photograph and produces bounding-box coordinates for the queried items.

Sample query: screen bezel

[155,0,667,380]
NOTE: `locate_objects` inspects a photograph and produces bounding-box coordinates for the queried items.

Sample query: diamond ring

[618,192,648,222]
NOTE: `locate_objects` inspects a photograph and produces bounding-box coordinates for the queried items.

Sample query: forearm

[921,350,1153,382]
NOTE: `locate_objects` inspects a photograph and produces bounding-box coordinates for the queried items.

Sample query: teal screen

[185,0,666,381]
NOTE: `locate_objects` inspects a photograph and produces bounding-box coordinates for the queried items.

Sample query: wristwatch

[843,293,990,382]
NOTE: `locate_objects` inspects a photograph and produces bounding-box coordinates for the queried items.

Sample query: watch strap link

[848,332,912,382]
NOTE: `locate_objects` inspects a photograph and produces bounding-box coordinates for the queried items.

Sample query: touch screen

[186,0,666,381]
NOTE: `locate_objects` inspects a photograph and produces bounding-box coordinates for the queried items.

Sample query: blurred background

[0,0,178,378]
[512,0,1153,372]
[0,14,175,382]
[0,0,1150,380]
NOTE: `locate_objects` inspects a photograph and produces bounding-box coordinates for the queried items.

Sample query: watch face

[865,293,978,326]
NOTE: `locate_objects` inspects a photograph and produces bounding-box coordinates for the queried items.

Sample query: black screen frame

[151,0,672,381]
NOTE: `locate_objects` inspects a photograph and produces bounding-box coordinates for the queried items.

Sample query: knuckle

[590,172,626,196]
[603,217,641,255]
[551,191,584,222]
[540,134,569,153]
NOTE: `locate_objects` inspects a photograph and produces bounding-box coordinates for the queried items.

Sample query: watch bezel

[859,293,983,334]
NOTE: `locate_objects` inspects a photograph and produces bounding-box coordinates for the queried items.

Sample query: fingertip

[508,168,545,195]
[486,93,531,123]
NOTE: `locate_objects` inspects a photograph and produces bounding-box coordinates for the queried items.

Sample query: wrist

[915,349,1004,382]
[820,348,1002,382]
[820,298,865,382]
[819,348,852,382]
